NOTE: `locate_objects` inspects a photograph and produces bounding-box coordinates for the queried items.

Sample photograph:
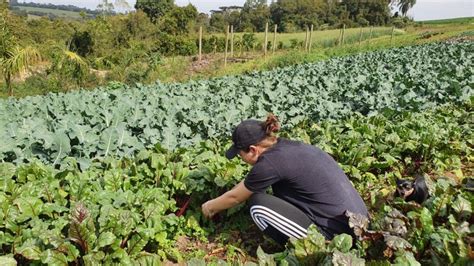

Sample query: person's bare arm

[202,180,253,218]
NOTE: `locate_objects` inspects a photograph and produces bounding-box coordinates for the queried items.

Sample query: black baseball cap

[225,119,266,159]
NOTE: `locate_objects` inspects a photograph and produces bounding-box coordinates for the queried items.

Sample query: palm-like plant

[50,46,89,89]
[0,14,41,96]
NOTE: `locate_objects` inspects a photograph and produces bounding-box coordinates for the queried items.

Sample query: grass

[209,27,396,49]
[419,16,473,25]
[17,6,84,19]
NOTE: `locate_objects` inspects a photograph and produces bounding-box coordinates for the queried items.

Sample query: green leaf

[82,251,105,266]
[306,224,326,250]
[420,208,434,234]
[332,250,365,266]
[41,250,68,266]
[17,243,42,261]
[186,258,207,266]
[256,246,276,266]
[133,252,162,266]
[329,234,353,253]
[97,232,116,249]
[0,163,16,179]
[51,132,71,166]
[292,238,308,258]
[14,197,43,221]
[127,233,148,257]
[452,195,471,214]
[393,251,420,266]
[0,256,17,266]
[384,235,412,251]
[57,242,80,262]
[68,203,96,254]
[345,210,369,237]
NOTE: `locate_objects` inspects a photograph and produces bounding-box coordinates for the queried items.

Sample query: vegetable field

[1,42,472,169]
[0,40,473,265]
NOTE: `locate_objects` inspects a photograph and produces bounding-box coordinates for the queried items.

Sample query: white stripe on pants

[250,205,308,239]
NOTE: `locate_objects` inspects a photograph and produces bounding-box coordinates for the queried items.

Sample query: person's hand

[201,200,215,219]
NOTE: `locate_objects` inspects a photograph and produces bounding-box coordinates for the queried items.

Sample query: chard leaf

[14,197,43,221]
[127,233,148,257]
[393,251,420,266]
[0,163,16,179]
[332,250,365,266]
[329,234,353,253]
[40,250,68,266]
[345,210,369,237]
[452,195,471,214]
[0,256,17,266]
[97,232,116,248]
[420,208,434,234]
[133,253,164,266]
[82,251,105,266]
[256,246,276,266]
[68,203,96,254]
[17,241,42,261]
[384,235,412,251]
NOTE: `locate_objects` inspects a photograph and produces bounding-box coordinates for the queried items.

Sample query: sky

[17,0,474,21]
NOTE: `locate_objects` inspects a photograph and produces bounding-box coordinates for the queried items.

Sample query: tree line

[136,0,416,33]
[0,0,416,97]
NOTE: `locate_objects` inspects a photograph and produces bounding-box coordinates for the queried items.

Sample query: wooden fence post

[338,28,342,46]
[272,24,278,55]
[239,36,243,57]
[224,25,229,67]
[358,27,363,46]
[198,26,202,62]
[341,24,346,45]
[264,22,269,56]
[368,26,373,46]
[308,24,314,52]
[304,26,309,52]
[390,26,395,45]
[230,25,234,57]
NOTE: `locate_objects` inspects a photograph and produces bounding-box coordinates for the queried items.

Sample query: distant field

[420,17,473,24]
[210,27,401,48]
[17,6,84,19]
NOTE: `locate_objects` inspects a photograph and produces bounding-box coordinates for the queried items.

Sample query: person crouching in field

[201,114,368,245]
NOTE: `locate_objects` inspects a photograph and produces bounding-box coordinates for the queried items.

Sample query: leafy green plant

[0,42,472,167]
[1,102,472,264]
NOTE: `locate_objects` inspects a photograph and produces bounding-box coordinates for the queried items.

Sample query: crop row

[0,103,471,264]
[0,42,472,168]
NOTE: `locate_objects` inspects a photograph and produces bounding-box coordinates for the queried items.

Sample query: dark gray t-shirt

[244,138,368,238]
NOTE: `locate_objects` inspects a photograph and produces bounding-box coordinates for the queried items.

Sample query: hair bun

[264,113,280,134]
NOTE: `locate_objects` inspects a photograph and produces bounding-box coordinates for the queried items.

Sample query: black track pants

[248,193,320,245]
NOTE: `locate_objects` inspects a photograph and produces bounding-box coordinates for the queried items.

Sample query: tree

[209,12,226,32]
[0,14,41,96]
[97,0,115,16]
[159,4,198,34]
[270,0,327,32]
[396,0,416,16]
[135,0,175,22]
[241,0,270,31]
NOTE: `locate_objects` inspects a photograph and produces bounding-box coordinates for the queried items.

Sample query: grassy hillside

[16,6,85,19]
[420,16,473,25]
